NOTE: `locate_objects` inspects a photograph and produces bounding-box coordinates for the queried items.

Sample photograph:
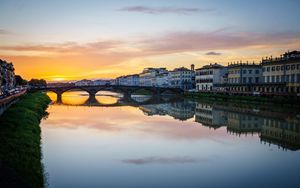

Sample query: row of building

[114,50,300,94]
[0,59,16,95]
[116,66,195,90]
[196,50,300,94]
[73,50,300,95]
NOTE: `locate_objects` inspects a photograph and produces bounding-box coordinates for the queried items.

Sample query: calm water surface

[41,91,300,188]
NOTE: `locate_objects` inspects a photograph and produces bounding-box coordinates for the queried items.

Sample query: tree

[15,75,28,86]
[28,79,47,87]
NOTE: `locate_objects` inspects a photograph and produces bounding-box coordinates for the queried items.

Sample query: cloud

[118,6,214,15]
[1,30,299,63]
[121,156,205,165]
[138,31,300,54]
[0,40,121,54]
[205,51,222,56]
[0,29,11,35]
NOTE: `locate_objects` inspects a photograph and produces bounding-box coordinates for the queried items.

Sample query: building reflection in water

[47,91,300,151]
[141,100,300,151]
[140,100,195,121]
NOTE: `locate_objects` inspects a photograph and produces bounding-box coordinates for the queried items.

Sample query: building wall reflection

[194,102,300,150]
[141,99,300,151]
[140,100,195,121]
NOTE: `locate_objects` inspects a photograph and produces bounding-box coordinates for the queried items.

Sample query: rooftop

[196,63,224,70]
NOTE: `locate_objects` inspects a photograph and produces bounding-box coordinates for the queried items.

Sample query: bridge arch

[32,85,183,103]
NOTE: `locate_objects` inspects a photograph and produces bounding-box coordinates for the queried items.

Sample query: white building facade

[169,67,195,90]
[139,68,168,87]
[195,63,227,91]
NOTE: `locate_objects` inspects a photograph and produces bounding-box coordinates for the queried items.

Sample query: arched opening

[131,95,152,103]
[46,91,57,103]
[131,89,152,96]
[61,89,89,105]
[130,89,153,103]
[160,89,176,96]
[95,90,121,105]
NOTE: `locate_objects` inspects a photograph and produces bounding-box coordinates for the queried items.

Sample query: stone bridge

[30,85,183,102]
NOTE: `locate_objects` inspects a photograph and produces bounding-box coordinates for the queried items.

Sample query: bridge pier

[122,91,132,100]
[56,92,62,103]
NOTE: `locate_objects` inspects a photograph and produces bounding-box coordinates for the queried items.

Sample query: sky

[0,0,300,81]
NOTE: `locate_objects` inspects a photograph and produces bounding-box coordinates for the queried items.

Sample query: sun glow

[52,78,65,81]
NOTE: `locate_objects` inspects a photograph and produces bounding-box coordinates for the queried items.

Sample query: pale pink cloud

[1,31,299,58]
[118,6,215,15]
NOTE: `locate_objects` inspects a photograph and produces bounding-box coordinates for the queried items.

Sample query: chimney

[191,64,195,71]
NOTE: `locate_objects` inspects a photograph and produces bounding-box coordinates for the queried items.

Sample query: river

[41,91,300,188]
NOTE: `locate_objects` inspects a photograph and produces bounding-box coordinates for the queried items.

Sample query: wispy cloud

[0,40,122,55]
[1,31,299,59]
[121,156,206,165]
[0,29,11,35]
[118,6,214,15]
[205,51,222,56]
[139,31,300,54]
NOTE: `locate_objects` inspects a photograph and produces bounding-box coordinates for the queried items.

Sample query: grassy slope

[0,92,51,188]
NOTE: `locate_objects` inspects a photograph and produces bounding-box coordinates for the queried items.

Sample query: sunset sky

[0,0,300,81]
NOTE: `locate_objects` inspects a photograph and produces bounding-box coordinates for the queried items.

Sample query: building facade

[0,59,16,95]
[195,63,227,91]
[116,74,140,86]
[139,68,168,87]
[226,63,262,92]
[155,72,170,87]
[74,79,93,86]
[261,51,300,93]
[169,67,195,90]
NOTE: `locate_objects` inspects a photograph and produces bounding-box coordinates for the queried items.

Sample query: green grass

[0,92,51,188]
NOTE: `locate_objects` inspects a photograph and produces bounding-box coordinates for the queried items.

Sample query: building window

[286,75,290,82]
[267,67,270,72]
[271,66,275,71]
[262,67,265,72]
[276,66,280,71]
[281,75,285,83]
[255,69,259,74]
[248,70,252,74]
[286,65,290,70]
[243,77,246,83]
[297,74,300,82]
[291,74,295,82]
[249,77,252,83]
[267,76,270,83]
[281,65,284,70]
[272,76,275,83]
[255,77,259,83]
[291,65,295,70]
[297,64,300,69]
[276,75,280,82]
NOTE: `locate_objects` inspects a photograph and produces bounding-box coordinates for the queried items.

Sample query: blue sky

[0,0,299,80]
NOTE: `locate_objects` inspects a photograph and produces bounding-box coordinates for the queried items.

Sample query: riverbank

[0,92,51,188]
[0,90,27,116]
[184,92,300,107]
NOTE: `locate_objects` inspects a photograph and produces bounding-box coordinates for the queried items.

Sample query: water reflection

[46,91,300,151]
[42,92,300,188]
[61,91,89,105]
[141,101,300,150]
